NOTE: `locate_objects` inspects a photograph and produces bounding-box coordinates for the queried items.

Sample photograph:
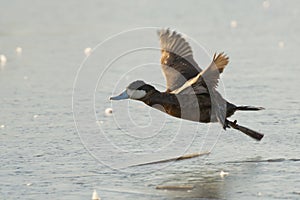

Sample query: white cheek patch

[127,89,146,99]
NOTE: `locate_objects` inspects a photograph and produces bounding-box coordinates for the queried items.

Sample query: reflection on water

[153,161,256,199]
[165,170,225,199]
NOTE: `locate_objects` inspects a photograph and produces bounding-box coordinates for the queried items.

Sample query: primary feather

[158,29,202,92]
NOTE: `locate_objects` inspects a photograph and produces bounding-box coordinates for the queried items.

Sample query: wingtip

[158,28,193,58]
[213,52,229,61]
[212,52,229,73]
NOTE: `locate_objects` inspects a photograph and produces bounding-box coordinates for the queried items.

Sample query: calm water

[1,0,300,199]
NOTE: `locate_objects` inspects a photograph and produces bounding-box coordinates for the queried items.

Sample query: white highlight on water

[92,189,100,200]
[0,54,7,65]
[105,108,113,115]
[16,47,22,54]
[278,41,285,48]
[84,47,92,56]
[263,1,270,9]
[219,170,229,178]
[230,20,238,28]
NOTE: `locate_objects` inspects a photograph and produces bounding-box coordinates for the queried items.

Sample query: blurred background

[1,0,299,199]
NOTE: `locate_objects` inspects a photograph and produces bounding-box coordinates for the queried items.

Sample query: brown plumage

[110,29,265,141]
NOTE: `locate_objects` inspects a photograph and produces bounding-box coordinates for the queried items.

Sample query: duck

[110,29,264,141]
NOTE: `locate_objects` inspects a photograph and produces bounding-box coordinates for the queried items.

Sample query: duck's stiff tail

[226,120,264,141]
[236,106,264,111]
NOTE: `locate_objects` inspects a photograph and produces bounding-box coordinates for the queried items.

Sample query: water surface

[1,0,300,199]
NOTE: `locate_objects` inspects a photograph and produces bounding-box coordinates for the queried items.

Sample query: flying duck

[110,29,264,141]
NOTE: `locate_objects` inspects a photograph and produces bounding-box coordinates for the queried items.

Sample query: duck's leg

[223,119,238,130]
[225,119,264,141]
[223,120,230,130]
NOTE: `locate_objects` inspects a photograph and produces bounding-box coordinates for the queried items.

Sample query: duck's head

[110,80,155,101]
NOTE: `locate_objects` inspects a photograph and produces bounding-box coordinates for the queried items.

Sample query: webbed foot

[223,120,230,130]
[223,120,238,130]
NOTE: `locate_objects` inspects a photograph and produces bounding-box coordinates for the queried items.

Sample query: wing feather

[171,52,229,94]
[158,29,202,91]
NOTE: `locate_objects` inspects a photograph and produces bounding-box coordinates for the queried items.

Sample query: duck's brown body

[140,90,236,123]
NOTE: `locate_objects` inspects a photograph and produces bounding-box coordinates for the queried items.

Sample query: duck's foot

[225,119,264,141]
[223,119,238,130]
[223,120,230,130]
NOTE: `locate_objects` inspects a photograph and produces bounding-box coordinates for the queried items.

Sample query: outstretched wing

[171,52,229,94]
[158,29,202,92]
[171,52,229,126]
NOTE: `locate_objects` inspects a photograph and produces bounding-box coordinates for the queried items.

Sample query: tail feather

[226,120,264,141]
[236,106,265,111]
